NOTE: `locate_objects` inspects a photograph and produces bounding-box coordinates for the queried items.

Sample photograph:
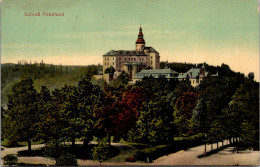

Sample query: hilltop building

[100,26,218,87]
[103,26,160,81]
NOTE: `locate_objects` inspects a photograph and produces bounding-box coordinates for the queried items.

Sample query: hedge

[134,133,205,162]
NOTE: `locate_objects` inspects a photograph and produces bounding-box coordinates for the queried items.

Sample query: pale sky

[1,0,259,81]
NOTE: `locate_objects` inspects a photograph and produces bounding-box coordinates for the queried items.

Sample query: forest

[1,61,259,165]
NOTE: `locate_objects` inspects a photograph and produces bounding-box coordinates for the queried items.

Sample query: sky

[1,0,259,81]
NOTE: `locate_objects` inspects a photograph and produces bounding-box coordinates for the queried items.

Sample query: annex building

[133,64,218,87]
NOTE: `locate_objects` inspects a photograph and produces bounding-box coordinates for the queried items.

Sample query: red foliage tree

[95,88,147,143]
[174,91,201,134]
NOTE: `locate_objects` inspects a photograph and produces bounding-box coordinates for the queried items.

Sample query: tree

[207,119,225,149]
[222,79,259,147]
[77,78,103,146]
[104,66,115,74]
[191,97,207,132]
[95,96,139,144]
[35,86,51,144]
[95,83,145,144]
[1,107,6,141]
[111,70,129,85]
[174,91,200,135]
[122,88,147,113]
[167,80,193,106]
[38,89,66,147]
[129,94,175,145]
[59,85,80,147]
[92,138,109,166]
[3,78,38,151]
[135,76,179,99]
[55,153,78,166]
[198,76,244,134]
[247,72,254,80]
[240,121,258,149]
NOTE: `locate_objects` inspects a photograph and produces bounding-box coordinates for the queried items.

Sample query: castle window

[119,58,121,60]
[113,57,114,60]
[105,58,106,60]
[113,62,114,65]
[105,63,106,65]
[125,58,126,60]
[139,58,141,61]
[134,58,136,61]
[129,58,130,60]
[151,61,153,65]
[131,58,133,61]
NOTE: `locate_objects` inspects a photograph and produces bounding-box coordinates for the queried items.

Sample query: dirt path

[152,140,260,166]
[1,142,138,166]
[1,140,259,166]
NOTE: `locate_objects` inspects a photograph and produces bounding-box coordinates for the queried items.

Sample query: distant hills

[1,61,250,109]
[1,62,102,108]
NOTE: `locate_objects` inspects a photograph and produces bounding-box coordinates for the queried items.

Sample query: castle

[102,26,160,81]
[100,26,218,87]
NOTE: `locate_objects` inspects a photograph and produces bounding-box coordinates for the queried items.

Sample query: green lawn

[1,139,43,148]
[107,145,138,162]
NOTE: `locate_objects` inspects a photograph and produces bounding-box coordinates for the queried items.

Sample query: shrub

[126,156,136,162]
[135,134,206,162]
[7,140,19,147]
[187,131,195,136]
[17,148,44,157]
[3,154,17,165]
[43,143,64,159]
[104,66,115,74]
[55,153,78,166]
[177,133,205,148]
[127,142,151,150]
[91,139,109,162]
[134,145,169,162]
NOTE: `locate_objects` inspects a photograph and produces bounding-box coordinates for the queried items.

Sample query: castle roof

[177,68,209,79]
[144,47,159,53]
[136,38,145,44]
[186,68,201,79]
[103,50,147,56]
[134,69,179,79]
[136,26,145,44]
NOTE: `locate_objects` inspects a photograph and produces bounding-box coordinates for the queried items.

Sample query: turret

[136,26,145,51]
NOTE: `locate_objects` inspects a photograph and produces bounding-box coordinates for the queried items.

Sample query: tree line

[2,63,259,153]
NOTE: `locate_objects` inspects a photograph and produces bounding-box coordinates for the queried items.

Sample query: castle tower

[136,26,145,51]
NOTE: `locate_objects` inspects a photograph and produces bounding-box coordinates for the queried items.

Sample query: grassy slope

[1,63,100,108]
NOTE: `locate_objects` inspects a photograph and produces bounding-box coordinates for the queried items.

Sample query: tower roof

[136,26,145,44]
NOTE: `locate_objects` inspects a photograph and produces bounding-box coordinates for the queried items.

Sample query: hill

[1,62,102,108]
[1,61,252,109]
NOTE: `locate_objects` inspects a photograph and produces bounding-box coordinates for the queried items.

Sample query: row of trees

[1,61,102,89]
[2,63,259,153]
